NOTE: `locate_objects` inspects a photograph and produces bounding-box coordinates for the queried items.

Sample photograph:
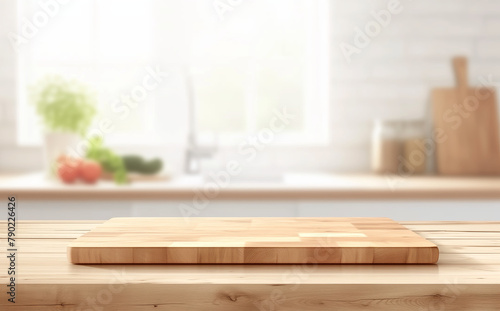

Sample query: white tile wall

[329,0,500,171]
[477,41,500,59]
[0,0,18,164]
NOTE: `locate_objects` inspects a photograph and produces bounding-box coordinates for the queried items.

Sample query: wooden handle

[453,56,468,90]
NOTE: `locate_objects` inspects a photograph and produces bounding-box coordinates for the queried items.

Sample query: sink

[204,172,284,184]
[226,175,284,183]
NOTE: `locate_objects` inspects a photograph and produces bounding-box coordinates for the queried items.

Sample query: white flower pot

[43,132,81,178]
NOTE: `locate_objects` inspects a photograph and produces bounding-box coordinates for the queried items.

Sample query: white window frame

[16,0,330,148]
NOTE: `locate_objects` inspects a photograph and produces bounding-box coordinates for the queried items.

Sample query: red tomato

[73,158,83,176]
[80,160,102,184]
[57,163,79,184]
[56,155,84,184]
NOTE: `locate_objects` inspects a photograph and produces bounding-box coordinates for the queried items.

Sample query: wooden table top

[68,217,439,264]
[1,220,499,310]
[3,173,500,200]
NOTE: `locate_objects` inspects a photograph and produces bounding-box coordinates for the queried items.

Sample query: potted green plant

[31,75,97,176]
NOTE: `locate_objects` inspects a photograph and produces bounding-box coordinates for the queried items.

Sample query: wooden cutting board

[68,217,439,264]
[432,56,500,175]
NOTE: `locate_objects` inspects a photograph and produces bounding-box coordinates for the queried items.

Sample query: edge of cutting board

[67,245,439,265]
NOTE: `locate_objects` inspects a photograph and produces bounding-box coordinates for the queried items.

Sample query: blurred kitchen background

[1,0,500,220]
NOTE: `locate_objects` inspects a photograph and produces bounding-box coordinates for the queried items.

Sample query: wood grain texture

[67,217,439,264]
[0,221,499,310]
[432,57,500,175]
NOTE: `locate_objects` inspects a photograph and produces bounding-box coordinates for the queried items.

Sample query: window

[17,0,161,145]
[16,0,329,146]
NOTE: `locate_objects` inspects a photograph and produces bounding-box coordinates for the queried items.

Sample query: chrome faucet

[185,135,217,174]
[184,68,217,174]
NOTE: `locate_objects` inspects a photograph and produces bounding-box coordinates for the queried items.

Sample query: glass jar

[371,119,428,175]
[371,120,403,174]
[401,120,427,175]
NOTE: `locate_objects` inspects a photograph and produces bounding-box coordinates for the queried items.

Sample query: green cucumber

[122,155,163,175]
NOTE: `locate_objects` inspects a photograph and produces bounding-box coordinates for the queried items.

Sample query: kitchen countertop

[1,172,500,200]
[1,220,498,310]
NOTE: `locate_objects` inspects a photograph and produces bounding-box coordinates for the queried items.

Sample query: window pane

[30,0,93,63]
[17,0,329,146]
[18,0,159,145]
[189,0,317,138]
[96,0,154,63]
[254,61,304,132]
[193,64,247,132]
